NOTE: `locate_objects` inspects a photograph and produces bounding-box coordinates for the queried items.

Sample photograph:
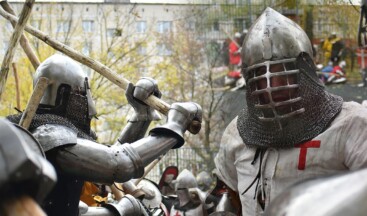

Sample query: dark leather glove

[125,77,162,122]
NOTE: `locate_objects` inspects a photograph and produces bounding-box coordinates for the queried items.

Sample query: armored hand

[150,102,202,148]
[125,77,162,122]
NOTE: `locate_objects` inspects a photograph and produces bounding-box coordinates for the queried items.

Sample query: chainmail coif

[237,56,343,149]
[7,92,96,141]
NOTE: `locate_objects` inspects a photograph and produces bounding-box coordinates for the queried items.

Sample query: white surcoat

[214,101,367,216]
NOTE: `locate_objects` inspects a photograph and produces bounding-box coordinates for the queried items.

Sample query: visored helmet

[196,171,212,191]
[175,169,197,190]
[237,7,343,149]
[241,7,319,129]
[34,54,96,118]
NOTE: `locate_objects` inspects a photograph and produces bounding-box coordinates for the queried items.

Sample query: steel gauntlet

[150,102,202,149]
[125,78,162,122]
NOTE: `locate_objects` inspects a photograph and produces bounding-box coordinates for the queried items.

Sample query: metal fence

[145,147,218,183]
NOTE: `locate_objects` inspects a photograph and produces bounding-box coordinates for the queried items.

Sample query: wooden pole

[12,63,21,110]
[0,8,171,115]
[0,1,40,69]
[134,156,163,185]
[0,0,35,101]
[19,77,49,129]
[0,195,46,216]
[110,183,125,201]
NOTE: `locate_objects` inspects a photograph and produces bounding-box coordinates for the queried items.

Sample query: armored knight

[7,54,202,216]
[0,118,56,215]
[170,169,207,216]
[214,7,367,215]
[196,171,213,192]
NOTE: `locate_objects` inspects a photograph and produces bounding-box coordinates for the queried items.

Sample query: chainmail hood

[7,91,96,141]
[237,55,343,149]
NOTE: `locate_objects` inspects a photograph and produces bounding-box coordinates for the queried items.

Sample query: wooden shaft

[0,8,170,115]
[110,183,125,201]
[134,156,162,185]
[0,1,40,69]
[19,77,49,129]
[12,63,21,110]
[220,26,240,48]
[1,195,46,216]
[0,0,35,101]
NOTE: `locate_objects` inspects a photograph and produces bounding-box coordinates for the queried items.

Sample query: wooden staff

[110,183,125,201]
[19,77,49,129]
[12,63,21,110]
[0,1,40,69]
[220,26,240,48]
[0,8,170,115]
[134,156,163,185]
[0,0,35,101]
[0,195,46,216]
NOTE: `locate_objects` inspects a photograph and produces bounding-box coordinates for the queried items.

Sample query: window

[136,21,147,33]
[137,45,146,55]
[212,20,219,31]
[82,42,92,56]
[234,18,246,31]
[30,20,40,29]
[107,51,115,59]
[82,20,94,33]
[57,20,70,33]
[187,21,195,31]
[107,28,122,37]
[157,21,172,33]
[157,43,171,56]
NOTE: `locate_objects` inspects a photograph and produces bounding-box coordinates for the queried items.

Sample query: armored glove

[150,102,202,149]
[125,77,162,122]
[104,194,148,216]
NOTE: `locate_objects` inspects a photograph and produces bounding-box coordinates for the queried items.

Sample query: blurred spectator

[222,38,231,67]
[228,32,242,71]
[322,32,344,65]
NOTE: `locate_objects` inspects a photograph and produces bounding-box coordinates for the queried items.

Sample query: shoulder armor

[32,124,77,152]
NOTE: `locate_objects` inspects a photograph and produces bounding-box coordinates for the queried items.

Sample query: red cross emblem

[295,140,321,170]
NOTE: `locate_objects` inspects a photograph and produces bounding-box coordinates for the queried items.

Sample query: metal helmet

[196,171,212,191]
[175,169,197,190]
[137,179,162,209]
[237,7,343,148]
[241,7,315,129]
[34,54,96,118]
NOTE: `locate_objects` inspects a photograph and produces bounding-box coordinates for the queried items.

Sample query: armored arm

[0,119,56,215]
[116,78,162,144]
[46,102,202,184]
[80,195,149,216]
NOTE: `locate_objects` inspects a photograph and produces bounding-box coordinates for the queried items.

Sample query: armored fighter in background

[170,169,207,216]
[7,54,202,216]
[214,7,367,215]
[0,118,56,216]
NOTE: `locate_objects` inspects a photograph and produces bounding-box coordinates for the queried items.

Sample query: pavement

[325,83,367,103]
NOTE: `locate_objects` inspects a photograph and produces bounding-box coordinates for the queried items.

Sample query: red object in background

[228,71,241,78]
[158,166,179,190]
[229,41,241,65]
[357,48,367,68]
